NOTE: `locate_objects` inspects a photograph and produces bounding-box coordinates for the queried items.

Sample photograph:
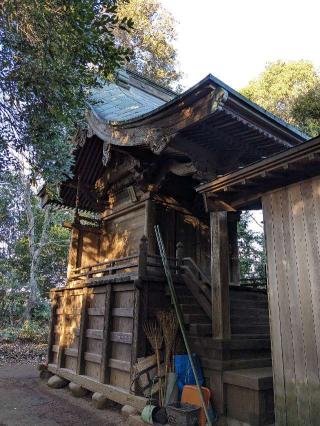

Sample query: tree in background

[241,60,320,137]
[0,173,71,325]
[0,0,132,182]
[116,0,182,89]
[237,212,266,282]
[0,0,133,319]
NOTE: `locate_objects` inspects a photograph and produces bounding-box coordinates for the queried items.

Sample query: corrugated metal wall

[263,176,320,425]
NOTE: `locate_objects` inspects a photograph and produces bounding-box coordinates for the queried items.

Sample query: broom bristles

[157,310,178,373]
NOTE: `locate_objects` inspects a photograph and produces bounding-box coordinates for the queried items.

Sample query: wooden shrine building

[42,69,310,425]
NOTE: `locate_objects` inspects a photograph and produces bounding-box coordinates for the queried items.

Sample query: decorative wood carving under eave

[169,135,218,180]
[85,87,229,156]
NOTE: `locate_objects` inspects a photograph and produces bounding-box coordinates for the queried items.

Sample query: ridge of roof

[125,68,178,97]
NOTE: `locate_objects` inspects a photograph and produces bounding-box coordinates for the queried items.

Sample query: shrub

[18,320,48,343]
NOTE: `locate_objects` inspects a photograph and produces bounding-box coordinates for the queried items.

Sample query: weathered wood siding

[48,282,139,392]
[263,176,320,426]
[79,229,101,267]
[100,205,146,261]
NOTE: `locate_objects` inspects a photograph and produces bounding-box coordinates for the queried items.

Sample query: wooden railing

[68,235,179,283]
[69,254,139,282]
[179,257,212,319]
[68,237,213,318]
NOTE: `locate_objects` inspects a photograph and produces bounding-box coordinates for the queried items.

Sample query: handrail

[182,257,211,286]
[72,254,139,273]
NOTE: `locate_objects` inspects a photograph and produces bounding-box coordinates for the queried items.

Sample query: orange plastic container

[181,385,211,426]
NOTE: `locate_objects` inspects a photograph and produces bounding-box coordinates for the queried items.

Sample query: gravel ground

[0,364,126,426]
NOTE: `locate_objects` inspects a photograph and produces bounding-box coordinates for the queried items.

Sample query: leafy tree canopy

[241,60,320,137]
[0,0,133,182]
[116,0,182,89]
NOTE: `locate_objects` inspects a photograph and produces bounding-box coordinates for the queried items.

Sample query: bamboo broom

[157,310,178,375]
[143,320,164,406]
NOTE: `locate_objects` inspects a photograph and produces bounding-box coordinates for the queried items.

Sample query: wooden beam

[67,227,80,279]
[100,285,112,383]
[57,294,67,368]
[76,287,88,374]
[47,364,147,411]
[47,295,58,364]
[210,211,231,339]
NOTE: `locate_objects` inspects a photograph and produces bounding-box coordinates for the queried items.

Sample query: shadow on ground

[0,364,125,426]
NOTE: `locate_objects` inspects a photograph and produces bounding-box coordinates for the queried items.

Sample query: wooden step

[201,356,272,370]
[183,313,209,324]
[231,316,269,325]
[177,295,195,304]
[230,300,268,309]
[189,323,212,336]
[230,309,269,317]
[188,335,271,351]
[230,290,268,301]
[231,324,270,335]
[180,304,203,314]
[165,285,193,297]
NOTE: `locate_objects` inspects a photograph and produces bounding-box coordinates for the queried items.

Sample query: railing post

[138,235,148,280]
[176,241,184,274]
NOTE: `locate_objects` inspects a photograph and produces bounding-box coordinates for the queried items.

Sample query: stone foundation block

[47,375,69,389]
[92,392,109,409]
[121,405,139,418]
[69,382,88,397]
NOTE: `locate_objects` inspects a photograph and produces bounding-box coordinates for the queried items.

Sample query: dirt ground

[0,364,126,426]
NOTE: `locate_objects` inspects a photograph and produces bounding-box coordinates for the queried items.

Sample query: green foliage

[241,60,320,137]
[0,320,48,343]
[116,0,182,89]
[0,173,71,322]
[18,320,49,343]
[0,0,133,182]
[238,212,266,280]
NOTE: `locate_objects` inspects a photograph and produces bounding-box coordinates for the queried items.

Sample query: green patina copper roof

[90,69,176,122]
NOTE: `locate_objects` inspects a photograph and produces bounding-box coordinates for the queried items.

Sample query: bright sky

[161,0,320,90]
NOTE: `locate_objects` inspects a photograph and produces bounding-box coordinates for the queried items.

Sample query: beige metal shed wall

[263,176,320,426]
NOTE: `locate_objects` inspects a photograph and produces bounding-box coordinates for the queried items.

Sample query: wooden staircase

[165,258,271,369]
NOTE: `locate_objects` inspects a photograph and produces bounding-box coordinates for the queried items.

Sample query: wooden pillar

[228,212,241,286]
[138,235,148,280]
[77,287,88,375]
[144,199,157,254]
[210,211,231,340]
[67,225,80,279]
[100,285,112,383]
[47,292,57,364]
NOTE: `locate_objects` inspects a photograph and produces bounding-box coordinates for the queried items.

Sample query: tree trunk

[22,175,52,320]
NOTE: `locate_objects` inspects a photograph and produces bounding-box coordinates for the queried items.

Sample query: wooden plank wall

[48,282,138,392]
[100,205,145,261]
[263,176,320,426]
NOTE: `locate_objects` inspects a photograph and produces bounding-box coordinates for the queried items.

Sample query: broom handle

[154,225,212,426]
